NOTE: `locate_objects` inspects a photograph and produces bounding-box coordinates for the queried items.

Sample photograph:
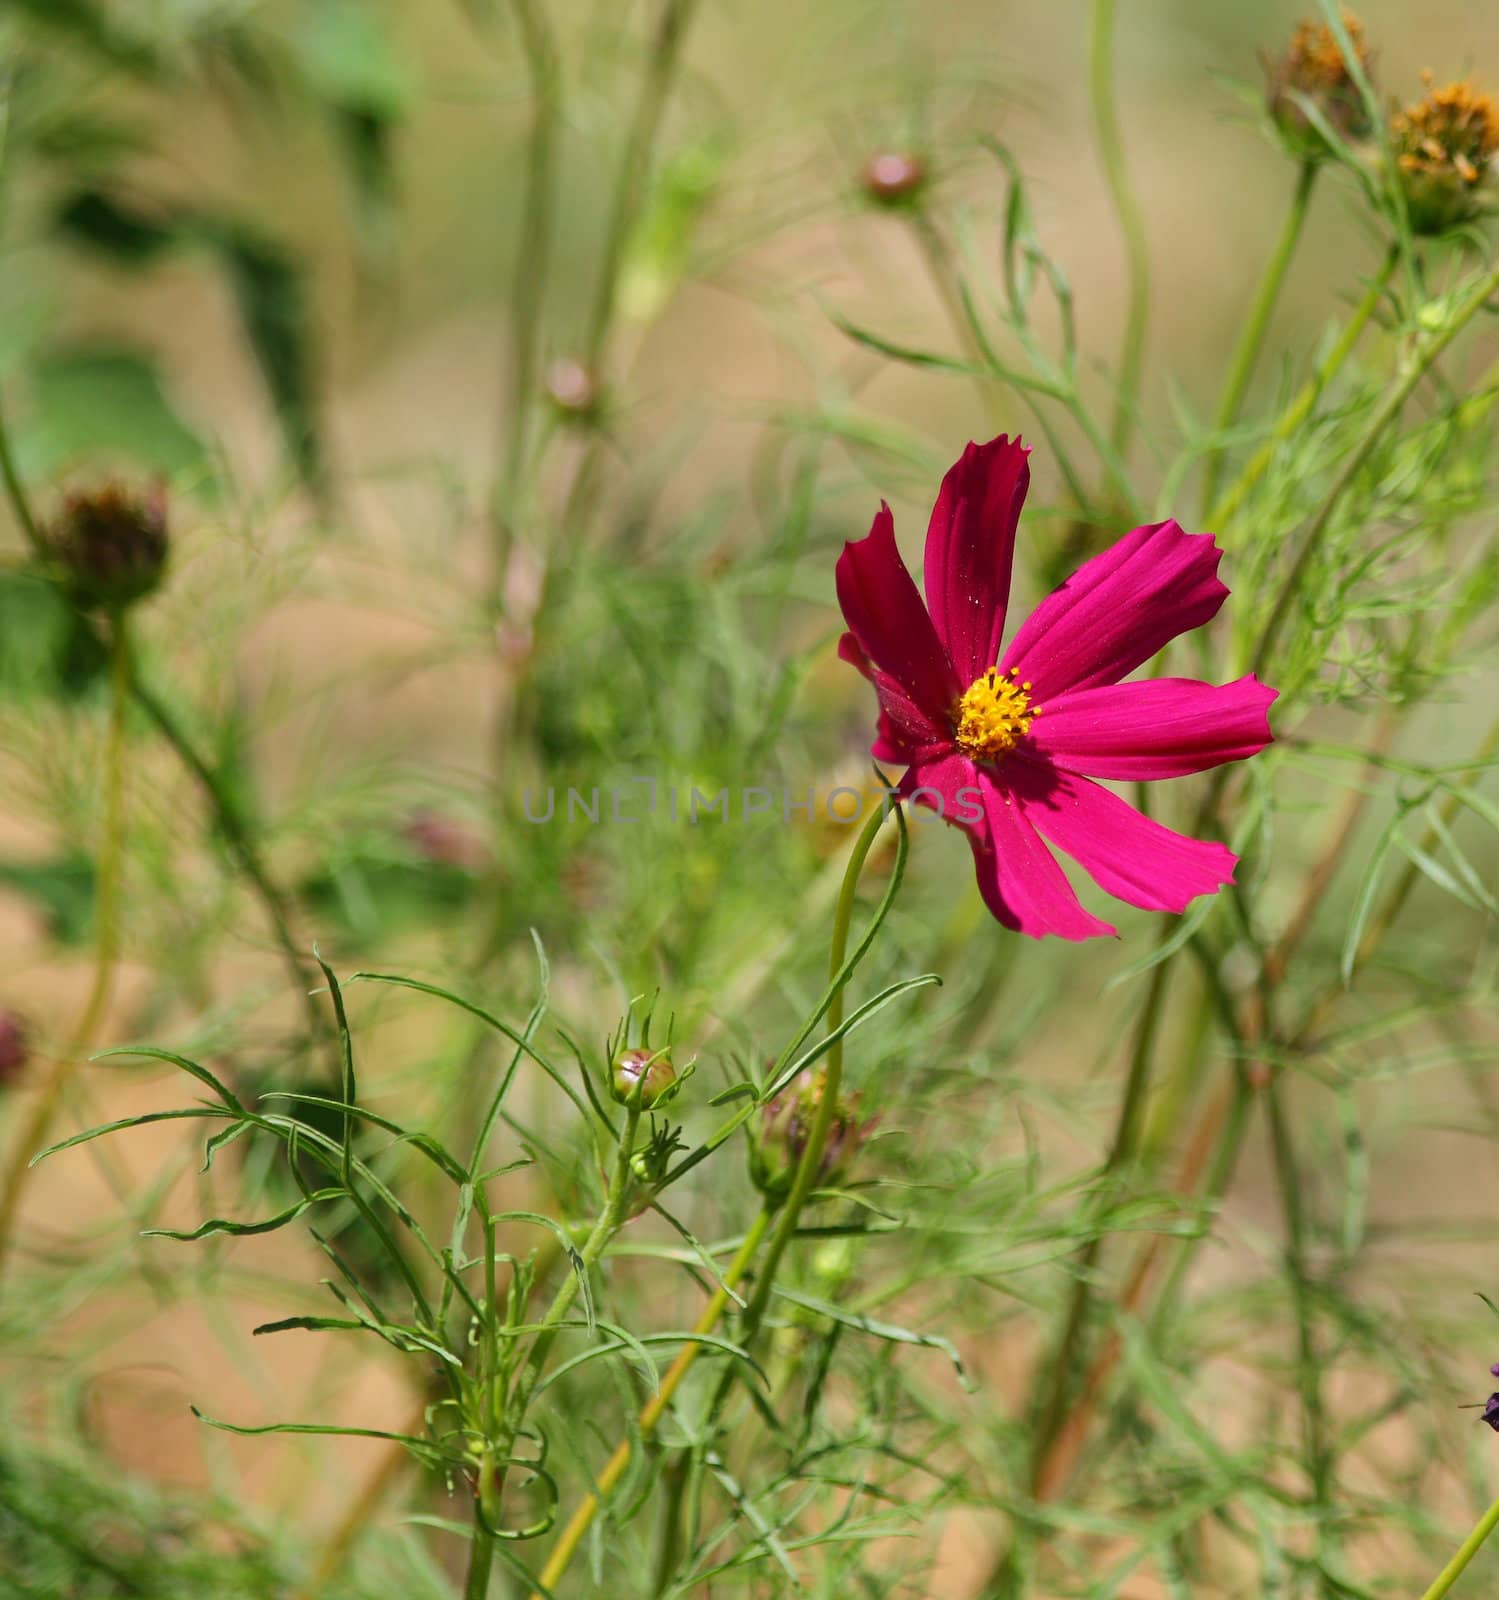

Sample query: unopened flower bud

[1391,76,1499,235]
[861,151,927,208]
[52,480,168,610]
[611,1046,676,1108]
[750,1070,875,1202]
[1262,12,1374,163]
[545,358,602,420]
[0,1010,27,1088]
[403,809,489,872]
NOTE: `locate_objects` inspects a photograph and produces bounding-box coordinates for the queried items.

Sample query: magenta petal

[1010,760,1236,914]
[922,436,1030,684]
[1002,520,1228,698]
[893,756,1113,938]
[871,715,907,763]
[977,774,1117,940]
[896,749,981,821]
[838,632,952,761]
[837,504,959,720]
[1029,674,1277,780]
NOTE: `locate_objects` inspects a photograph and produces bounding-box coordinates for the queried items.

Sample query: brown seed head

[52,480,168,610]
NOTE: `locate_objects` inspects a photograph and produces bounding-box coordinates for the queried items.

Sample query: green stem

[652,1456,689,1596]
[0,610,130,1279]
[507,1100,644,1438]
[1293,708,1499,1048]
[128,671,326,1052]
[1027,950,1172,1488]
[1250,262,1499,679]
[1148,1073,1254,1335]
[0,383,323,1054]
[495,0,560,544]
[464,1099,643,1594]
[695,799,897,1442]
[463,1504,495,1600]
[1420,1496,1499,1600]
[0,400,43,558]
[1200,162,1318,521]
[529,1207,774,1598]
[583,0,698,370]
[908,213,1092,516]
[1265,1077,1329,1513]
[1089,0,1150,460]
[1208,243,1396,529]
[725,801,890,1345]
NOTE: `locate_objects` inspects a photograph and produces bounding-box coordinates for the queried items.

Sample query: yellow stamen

[953,666,1039,761]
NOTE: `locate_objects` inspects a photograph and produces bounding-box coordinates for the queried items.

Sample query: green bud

[750,1070,875,1202]
[611,1046,677,1108]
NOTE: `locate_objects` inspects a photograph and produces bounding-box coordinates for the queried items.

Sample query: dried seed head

[861,151,928,207]
[1263,11,1374,161]
[611,1046,677,1108]
[52,480,168,610]
[1391,75,1499,234]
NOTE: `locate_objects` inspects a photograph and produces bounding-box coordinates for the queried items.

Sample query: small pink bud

[861,151,927,207]
[403,810,489,872]
[545,358,602,419]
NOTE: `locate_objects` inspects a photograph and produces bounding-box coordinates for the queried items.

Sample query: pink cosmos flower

[836,435,1276,940]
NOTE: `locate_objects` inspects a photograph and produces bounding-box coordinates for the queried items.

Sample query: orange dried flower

[1264,11,1374,161]
[1391,75,1499,233]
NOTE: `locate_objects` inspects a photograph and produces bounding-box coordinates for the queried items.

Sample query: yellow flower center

[953,666,1039,760]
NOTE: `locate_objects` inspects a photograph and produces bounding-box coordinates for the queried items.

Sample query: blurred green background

[4,2,1499,1596]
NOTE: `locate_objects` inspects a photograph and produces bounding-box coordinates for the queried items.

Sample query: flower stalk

[529,1206,775,1596]
[1420,1495,1499,1600]
[1199,160,1318,521]
[0,609,131,1279]
[1090,0,1150,460]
